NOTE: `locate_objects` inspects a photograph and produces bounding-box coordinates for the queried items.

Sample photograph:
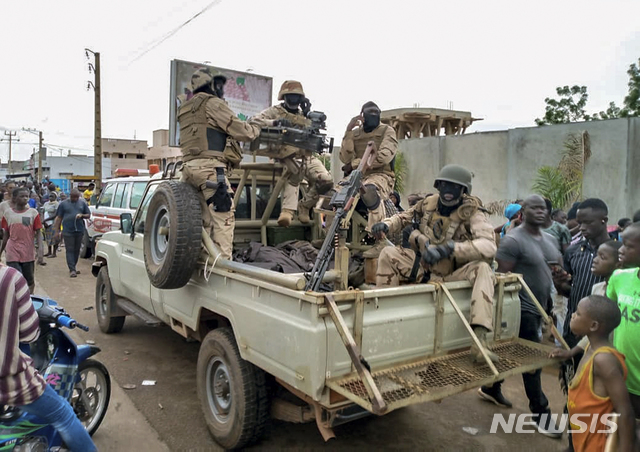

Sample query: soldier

[373,165,499,363]
[339,101,397,247]
[252,80,333,227]
[178,68,268,259]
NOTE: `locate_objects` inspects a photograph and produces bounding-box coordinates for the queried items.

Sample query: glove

[341,162,353,176]
[301,98,312,117]
[422,240,455,266]
[371,223,389,236]
[209,181,232,213]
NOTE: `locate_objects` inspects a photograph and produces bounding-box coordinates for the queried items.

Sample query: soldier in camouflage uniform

[252,81,333,227]
[178,68,269,259]
[339,101,398,234]
[373,165,500,363]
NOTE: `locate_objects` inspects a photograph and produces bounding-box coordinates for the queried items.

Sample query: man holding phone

[53,189,91,278]
[339,101,398,255]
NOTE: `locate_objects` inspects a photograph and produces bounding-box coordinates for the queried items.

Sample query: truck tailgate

[321,275,560,414]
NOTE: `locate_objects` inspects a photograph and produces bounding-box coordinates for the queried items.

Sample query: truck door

[119,184,158,316]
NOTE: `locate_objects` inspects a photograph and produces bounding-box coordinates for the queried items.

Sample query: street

[34,255,568,451]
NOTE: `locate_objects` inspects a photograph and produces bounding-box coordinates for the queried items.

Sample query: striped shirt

[562,239,605,347]
[0,265,46,405]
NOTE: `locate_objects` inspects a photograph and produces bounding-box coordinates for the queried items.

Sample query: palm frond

[393,151,407,194]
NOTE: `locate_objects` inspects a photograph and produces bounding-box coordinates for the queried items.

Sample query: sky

[0,0,638,161]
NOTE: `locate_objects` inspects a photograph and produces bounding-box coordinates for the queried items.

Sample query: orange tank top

[567,346,627,452]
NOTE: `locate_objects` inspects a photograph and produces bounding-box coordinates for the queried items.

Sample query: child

[566,295,636,452]
[607,222,640,417]
[550,240,622,360]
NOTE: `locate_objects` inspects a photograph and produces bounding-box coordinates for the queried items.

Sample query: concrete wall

[391,118,639,222]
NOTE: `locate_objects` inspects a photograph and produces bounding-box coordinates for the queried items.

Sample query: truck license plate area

[326,338,558,414]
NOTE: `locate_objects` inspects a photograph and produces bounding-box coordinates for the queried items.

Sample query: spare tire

[144,181,202,289]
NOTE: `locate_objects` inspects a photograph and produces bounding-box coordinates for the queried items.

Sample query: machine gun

[305,141,376,292]
[250,111,334,160]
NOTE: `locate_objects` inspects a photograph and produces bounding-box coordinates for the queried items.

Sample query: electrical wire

[127,0,222,66]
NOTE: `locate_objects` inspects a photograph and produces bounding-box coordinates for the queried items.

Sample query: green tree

[535,85,595,125]
[536,58,640,124]
[532,132,591,209]
[620,58,640,117]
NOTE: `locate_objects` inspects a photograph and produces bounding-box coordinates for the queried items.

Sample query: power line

[127,0,221,66]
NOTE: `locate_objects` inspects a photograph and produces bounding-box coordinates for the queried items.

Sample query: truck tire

[197,328,269,450]
[95,266,125,334]
[143,181,202,289]
[80,230,92,259]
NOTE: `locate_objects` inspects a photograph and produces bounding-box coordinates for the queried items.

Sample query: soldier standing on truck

[252,80,334,227]
[339,101,397,256]
[178,68,268,259]
[372,164,500,363]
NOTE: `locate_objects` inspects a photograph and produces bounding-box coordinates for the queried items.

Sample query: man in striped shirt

[555,199,611,349]
[0,264,96,451]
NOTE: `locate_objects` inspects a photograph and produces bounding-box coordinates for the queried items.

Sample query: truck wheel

[95,266,125,334]
[197,328,269,450]
[80,230,92,258]
[143,181,202,289]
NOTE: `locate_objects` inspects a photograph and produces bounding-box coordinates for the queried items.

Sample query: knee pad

[361,184,381,210]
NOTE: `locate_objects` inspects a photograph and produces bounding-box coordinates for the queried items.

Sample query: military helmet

[434,164,473,194]
[278,80,305,101]
[190,68,227,91]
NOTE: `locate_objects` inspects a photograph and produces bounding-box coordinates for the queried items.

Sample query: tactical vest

[178,93,236,164]
[416,194,481,275]
[351,124,395,176]
[273,105,311,128]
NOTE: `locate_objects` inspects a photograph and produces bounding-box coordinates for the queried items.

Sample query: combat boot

[470,326,500,364]
[297,205,311,224]
[277,209,295,227]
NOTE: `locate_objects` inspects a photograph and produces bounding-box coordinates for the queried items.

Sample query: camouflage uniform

[339,123,397,231]
[375,194,497,331]
[252,104,333,217]
[179,91,261,259]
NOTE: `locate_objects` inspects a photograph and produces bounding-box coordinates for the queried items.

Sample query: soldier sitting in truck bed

[252,80,334,227]
[372,164,500,363]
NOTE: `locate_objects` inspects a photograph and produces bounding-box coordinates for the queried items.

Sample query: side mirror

[120,213,133,234]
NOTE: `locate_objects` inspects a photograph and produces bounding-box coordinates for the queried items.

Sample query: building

[101,137,149,172]
[381,107,481,139]
[147,129,181,169]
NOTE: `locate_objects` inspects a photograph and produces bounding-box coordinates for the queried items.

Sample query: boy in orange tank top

[566,294,636,452]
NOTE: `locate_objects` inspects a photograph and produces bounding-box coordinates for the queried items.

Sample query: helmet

[278,80,305,100]
[190,68,227,91]
[434,164,473,194]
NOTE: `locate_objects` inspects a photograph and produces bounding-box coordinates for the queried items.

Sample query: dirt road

[34,256,568,451]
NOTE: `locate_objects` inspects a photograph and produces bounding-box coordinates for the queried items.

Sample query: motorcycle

[0,296,111,451]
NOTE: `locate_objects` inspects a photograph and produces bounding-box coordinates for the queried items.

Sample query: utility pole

[86,49,102,190]
[2,131,18,175]
[38,131,43,183]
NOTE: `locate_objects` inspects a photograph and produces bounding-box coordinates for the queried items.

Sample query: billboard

[169,59,273,147]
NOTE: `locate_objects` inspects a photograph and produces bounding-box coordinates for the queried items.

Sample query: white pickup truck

[92,168,561,449]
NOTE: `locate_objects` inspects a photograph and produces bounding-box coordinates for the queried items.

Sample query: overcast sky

[1,0,638,161]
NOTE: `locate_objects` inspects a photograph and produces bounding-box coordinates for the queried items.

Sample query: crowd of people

[367,163,640,450]
[0,178,93,284]
[484,197,640,450]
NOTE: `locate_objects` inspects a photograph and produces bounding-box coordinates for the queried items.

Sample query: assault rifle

[250,111,334,159]
[305,141,376,292]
